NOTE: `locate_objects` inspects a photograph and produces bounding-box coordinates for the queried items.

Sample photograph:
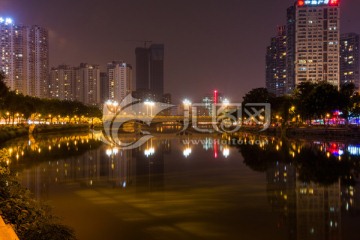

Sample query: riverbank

[286,126,360,139]
[0,124,90,144]
[0,149,76,240]
[236,125,360,140]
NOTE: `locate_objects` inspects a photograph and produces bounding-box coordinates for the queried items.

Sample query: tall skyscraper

[340,33,359,90]
[0,18,16,91]
[26,26,49,98]
[107,61,133,103]
[295,0,340,87]
[0,18,49,98]
[266,26,287,97]
[286,6,296,94]
[135,47,149,91]
[135,44,164,101]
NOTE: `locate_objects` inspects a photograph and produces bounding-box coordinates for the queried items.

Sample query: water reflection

[2,133,360,239]
[234,134,360,240]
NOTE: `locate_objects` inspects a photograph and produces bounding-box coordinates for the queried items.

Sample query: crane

[121,40,153,48]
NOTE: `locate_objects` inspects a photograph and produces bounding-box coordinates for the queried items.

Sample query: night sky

[1,0,359,103]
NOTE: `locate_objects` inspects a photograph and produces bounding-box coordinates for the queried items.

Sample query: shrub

[0,150,76,240]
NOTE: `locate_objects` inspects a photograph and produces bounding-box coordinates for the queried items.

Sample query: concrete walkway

[0,216,19,240]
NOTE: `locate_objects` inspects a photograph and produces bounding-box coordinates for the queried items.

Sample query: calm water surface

[4,133,360,240]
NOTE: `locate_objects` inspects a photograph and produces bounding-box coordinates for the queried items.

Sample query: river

[3,132,360,240]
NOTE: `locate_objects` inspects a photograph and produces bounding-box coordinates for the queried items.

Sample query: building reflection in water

[7,134,170,200]
[229,132,360,240]
[3,133,360,239]
[267,162,297,239]
[133,139,170,193]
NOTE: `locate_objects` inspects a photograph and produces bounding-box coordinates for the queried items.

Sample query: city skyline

[0,0,359,103]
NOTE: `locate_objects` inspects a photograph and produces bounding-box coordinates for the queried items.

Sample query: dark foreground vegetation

[0,149,77,240]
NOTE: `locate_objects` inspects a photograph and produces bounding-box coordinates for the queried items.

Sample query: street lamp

[183,147,192,158]
[222,98,230,106]
[223,147,230,158]
[183,99,192,107]
[105,100,119,115]
[5,112,10,124]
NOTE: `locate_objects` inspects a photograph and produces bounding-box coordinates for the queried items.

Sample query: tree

[242,88,275,104]
[0,72,9,98]
[307,83,340,121]
[339,83,356,124]
[293,82,340,123]
[293,82,316,122]
[0,72,9,112]
[271,96,295,125]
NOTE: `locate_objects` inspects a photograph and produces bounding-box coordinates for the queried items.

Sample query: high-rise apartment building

[107,61,133,103]
[26,26,49,98]
[135,44,164,101]
[77,63,100,106]
[0,18,16,91]
[49,63,100,106]
[286,6,296,94]
[295,0,340,87]
[266,26,287,97]
[0,18,49,98]
[266,1,341,96]
[100,72,109,103]
[49,65,75,101]
[340,33,359,90]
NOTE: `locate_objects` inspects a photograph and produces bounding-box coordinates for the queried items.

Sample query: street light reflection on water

[2,133,360,240]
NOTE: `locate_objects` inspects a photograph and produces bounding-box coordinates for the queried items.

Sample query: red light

[298,0,304,6]
[330,0,339,5]
[214,90,218,104]
[214,141,218,159]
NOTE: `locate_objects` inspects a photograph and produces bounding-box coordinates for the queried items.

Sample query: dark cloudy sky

[1,0,359,103]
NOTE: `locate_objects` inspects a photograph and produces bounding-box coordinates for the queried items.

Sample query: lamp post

[182,99,192,131]
[6,112,9,125]
[105,100,119,116]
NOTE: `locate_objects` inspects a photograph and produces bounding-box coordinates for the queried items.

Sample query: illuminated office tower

[295,0,340,87]
[107,61,133,103]
[135,44,164,101]
[340,33,359,90]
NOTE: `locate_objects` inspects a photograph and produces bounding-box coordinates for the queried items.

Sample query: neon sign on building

[298,0,339,6]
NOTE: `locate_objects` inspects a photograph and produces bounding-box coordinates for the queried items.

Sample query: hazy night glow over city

[0,1,360,240]
[0,0,357,102]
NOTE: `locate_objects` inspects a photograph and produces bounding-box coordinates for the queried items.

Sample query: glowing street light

[105,100,119,115]
[183,99,192,107]
[222,98,230,106]
[223,147,230,158]
[183,147,192,158]
[144,147,155,157]
[5,18,12,25]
